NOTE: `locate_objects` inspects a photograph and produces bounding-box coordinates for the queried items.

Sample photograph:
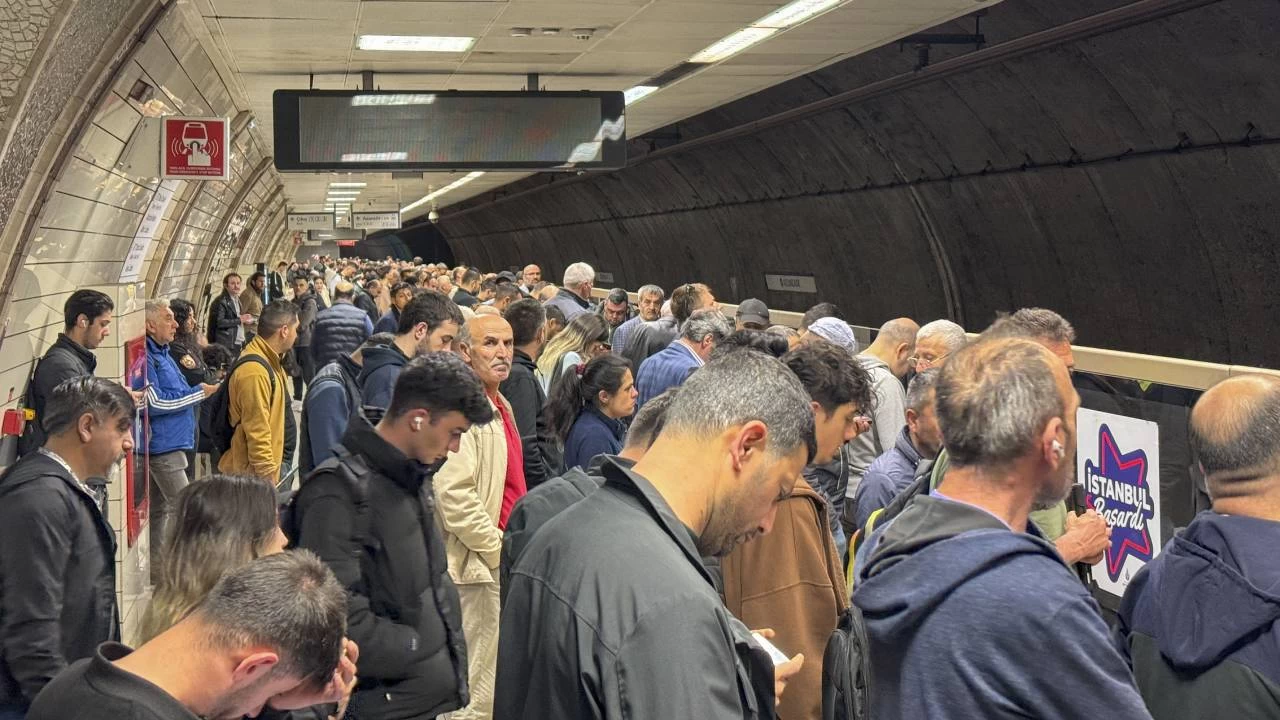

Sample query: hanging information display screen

[273,90,626,172]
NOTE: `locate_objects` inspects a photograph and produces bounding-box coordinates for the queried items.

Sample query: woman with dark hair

[168,298,211,480]
[546,354,637,472]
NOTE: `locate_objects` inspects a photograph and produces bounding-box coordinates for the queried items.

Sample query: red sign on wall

[161,116,230,181]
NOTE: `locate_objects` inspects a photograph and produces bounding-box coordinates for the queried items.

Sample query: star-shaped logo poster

[1082,424,1156,582]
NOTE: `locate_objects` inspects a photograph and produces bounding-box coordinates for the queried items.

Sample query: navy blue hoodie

[359,344,409,414]
[853,494,1152,720]
[1117,511,1280,719]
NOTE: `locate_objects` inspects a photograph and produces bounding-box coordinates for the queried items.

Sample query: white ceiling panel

[187,0,1005,213]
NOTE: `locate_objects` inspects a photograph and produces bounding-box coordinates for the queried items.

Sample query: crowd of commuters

[0,253,1275,720]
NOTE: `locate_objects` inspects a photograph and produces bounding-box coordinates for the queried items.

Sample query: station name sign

[353,212,401,230]
[764,273,817,294]
[287,213,335,231]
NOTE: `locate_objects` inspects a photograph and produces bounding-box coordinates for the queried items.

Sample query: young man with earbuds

[292,353,495,720]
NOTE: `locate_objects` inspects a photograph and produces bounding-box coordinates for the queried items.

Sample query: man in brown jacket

[721,341,874,719]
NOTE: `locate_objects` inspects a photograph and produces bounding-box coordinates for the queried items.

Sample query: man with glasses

[911,319,969,372]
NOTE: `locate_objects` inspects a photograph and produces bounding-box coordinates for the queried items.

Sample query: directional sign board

[353,212,401,230]
[288,213,335,231]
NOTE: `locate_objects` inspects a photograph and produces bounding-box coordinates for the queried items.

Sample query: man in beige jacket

[436,314,525,720]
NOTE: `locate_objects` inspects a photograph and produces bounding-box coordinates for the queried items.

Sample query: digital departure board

[273,90,626,172]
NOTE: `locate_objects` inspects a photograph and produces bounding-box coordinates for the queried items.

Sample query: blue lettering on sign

[1083,424,1155,581]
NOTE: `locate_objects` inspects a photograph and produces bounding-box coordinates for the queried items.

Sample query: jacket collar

[584,405,626,441]
[342,414,437,492]
[895,425,924,466]
[512,348,536,370]
[244,334,282,366]
[557,287,590,309]
[598,457,717,588]
[54,333,97,371]
[144,335,168,353]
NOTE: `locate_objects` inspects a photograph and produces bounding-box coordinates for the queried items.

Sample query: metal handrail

[590,288,1280,391]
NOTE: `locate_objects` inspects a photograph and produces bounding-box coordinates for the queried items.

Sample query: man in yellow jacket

[219,300,298,482]
[435,314,523,720]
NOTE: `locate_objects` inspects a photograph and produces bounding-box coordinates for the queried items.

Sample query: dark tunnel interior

[435,0,1280,369]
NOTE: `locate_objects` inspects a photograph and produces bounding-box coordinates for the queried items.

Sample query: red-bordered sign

[161,116,230,180]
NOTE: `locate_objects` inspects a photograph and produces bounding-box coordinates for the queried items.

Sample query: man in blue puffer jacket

[133,300,217,581]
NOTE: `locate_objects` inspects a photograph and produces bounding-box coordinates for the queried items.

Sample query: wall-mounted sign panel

[120,179,180,283]
[595,271,616,284]
[273,90,626,172]
[765,273,818,294]
[353,212,401,230]
[162,116,230,181]
[288,213,334,231]
[1076,409,1162,598]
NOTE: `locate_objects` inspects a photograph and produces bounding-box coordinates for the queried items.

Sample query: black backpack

[281,445,371,553]
[822,606,872,720]
[201,354,276,456]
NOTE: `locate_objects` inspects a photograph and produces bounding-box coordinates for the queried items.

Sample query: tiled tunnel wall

[0,1,288,638]
[439,0,1280,369]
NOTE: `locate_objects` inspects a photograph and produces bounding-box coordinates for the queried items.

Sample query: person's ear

[229,651,280,687]
[905,407,920,432]
[77,412,95,444]
[1041,417,1066,466]
[730,420,768,471]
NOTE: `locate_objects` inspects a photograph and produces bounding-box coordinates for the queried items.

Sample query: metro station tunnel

[0,0,1279,717]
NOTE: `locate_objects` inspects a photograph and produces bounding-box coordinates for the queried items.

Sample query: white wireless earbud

[413,417,423,430]
[1051,440,1065,459]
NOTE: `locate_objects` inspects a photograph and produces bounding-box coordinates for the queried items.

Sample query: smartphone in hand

[751,632,790,666]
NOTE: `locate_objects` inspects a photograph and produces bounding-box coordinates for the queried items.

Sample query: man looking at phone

[496,350,812,719]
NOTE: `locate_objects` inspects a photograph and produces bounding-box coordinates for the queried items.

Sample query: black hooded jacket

[292,417,469,720]
[22,334,97,455]
[1117,511,1280,719]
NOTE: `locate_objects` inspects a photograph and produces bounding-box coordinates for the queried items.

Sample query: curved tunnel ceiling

[436,0,1280,369]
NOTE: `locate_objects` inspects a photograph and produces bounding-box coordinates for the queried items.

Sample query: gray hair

[562,262,595,287]
[936,339,1066,467]
[195,550,346,688]
[983,308,1076,345]
[43,376,134,437]
[662,349,815,462]
[680,308,732,344]
[637,284,665,301]
[916,320,968,354]
[906,368,939,413]
[626,387,678,451]
[144,299,171,320]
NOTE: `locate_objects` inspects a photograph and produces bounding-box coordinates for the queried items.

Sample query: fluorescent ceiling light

[341,152,408,162]
[623,85,659,105]
[357,35,474,52]
[756,0,843,28]
[327,189,361,195]
[689,27,777,64]
[401,171,486,216]
[328,182,366,188]
[352,94,437,106]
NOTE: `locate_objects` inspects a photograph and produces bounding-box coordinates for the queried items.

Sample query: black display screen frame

[273,89,627,172]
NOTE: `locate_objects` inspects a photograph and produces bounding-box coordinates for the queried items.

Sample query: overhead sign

[120,179,180,283]
[336,239,357,247]
[1076,408,1162,597]
[352,212,401,230]
[595,271,615,284]
[161,116,230,181]
[765,273,817,294]
[288,213,334,231]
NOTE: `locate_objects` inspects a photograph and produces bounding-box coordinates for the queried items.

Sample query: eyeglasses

[910,353,947,369]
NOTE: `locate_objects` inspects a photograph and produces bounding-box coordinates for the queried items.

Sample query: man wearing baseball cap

[735,299,771,331]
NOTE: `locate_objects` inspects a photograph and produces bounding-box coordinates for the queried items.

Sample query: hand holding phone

[751,631,790,666]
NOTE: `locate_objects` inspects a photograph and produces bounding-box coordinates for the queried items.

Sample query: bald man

[520,264,541,294]
[840,318,918,537]
[1116,374,1280,720]
[434,314,523,720]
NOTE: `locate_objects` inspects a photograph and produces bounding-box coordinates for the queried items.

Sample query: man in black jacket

[0,377,135,718]
[292,353,494,720]
[496,350,812,719]
[499,299,558,488]
[206,272,250,351]
[452,268,482,308]
[291,275,321,399]
[20,290,114,457]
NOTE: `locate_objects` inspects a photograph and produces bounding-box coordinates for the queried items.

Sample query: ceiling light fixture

[401,171,486,216]
[756,0,844,28]
[328,182,367,188]
[688,0,848,64]
[357,35,475,52]
[623,85,659,105]
[689,27,777,63]
[327,189,362,195]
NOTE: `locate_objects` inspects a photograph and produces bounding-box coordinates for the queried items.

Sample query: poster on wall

[120,179,180,283]
[124,335,150,549]
[1076,408,1161,597]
